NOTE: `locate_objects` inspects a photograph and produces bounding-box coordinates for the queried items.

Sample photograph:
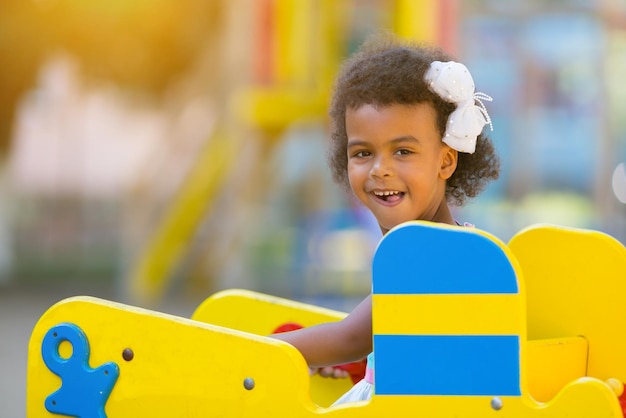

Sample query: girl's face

[346,102,458,234]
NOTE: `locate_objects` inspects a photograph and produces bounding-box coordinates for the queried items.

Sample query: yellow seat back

[509,224,626,384]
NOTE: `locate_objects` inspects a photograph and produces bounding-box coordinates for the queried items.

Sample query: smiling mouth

[373,190,405,203]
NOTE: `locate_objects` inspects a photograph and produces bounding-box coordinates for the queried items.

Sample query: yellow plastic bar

[128,127,241,304]
[373,293,524,336]
[273,0,314,85]
[232,87,328,135]
[317,0,345,88]
[394,0,440,43]
[192,289,347,332]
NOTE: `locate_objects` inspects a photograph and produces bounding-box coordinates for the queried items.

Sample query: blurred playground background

[1,0,626,415]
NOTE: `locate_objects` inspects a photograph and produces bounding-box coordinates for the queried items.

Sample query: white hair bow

[424,61,493,154]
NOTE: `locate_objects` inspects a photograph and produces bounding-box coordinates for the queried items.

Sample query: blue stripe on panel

[374,335,521,396]
[373,223,518,295]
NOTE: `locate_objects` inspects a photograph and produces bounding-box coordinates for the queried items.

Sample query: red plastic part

[618,389,626,417]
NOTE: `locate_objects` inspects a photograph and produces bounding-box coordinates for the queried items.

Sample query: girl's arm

[271,295,372,367]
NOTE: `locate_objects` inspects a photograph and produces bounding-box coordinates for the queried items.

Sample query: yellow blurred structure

[127,0,340,303]
[127,0,451,305]
[27,222,626,417]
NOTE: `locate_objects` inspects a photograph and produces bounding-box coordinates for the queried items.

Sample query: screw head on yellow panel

[490,397,503,411]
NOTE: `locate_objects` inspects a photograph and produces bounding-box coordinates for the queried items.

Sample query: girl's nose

[370,155,392,178]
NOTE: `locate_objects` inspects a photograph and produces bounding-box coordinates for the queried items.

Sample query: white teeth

[374,190,401,196]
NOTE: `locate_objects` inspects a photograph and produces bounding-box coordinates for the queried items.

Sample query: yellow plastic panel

[192,289,347,334]
[509,224,626,383]
[27,297,318,417]
[366,377,622,417]
[192,289,354,407]
[27,295,623,418]
[527,337,588,402]
[27,222,626,417]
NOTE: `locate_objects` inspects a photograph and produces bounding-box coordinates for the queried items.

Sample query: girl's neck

[430,200,456,225]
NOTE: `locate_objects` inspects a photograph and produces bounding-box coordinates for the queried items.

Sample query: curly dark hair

[328,33,500,206]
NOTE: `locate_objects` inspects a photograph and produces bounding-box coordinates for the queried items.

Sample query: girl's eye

[396,148,413,156]
[353,150,371,158]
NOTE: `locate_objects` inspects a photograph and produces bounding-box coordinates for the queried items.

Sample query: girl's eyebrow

[347,139,368,149]
[347,136,421,148]
[390,136,421,145]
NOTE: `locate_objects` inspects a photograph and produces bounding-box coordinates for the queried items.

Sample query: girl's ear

[440,146,458,180]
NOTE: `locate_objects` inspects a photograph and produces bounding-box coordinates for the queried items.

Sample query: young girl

[273,33,500,404]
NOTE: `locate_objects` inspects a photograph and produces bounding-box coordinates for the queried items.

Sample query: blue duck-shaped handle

[42,323,119,418]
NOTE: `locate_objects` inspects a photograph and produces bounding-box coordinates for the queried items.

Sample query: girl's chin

[379,218,415,233]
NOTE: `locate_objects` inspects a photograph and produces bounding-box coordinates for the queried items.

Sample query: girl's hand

[310,358,367,384]
[273,323,350,378]
[309,366,350,379]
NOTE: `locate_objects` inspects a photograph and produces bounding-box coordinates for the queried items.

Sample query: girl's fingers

[318,366,349,379]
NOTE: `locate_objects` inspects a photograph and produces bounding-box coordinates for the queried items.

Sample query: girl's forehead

[346,102,437,121]
[347,101,435,112]
[345,103,441,144]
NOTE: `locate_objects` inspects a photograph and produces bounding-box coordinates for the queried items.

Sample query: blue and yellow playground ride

[27,221,626,417]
